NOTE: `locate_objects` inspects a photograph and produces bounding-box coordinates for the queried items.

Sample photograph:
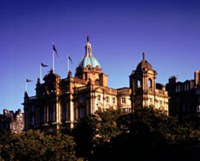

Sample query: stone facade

[23,37,168,132]
[0,109,24,133]
[166,70,200,116]
[130,53,169,113]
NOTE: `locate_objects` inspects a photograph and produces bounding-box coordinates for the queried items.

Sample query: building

[166,71,200,116]
[23,36,168,132]
[130,52,168,112]
[0,109,24,133]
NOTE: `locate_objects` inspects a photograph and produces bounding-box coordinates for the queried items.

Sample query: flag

[26,79,33,82]
[68,56,73,64]
[53,43,59,57]
[41,63,48,67]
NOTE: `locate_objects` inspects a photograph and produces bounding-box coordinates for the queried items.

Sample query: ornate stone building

[23,36,168,132]
[166,70,200,116]
[130,53,168,111]
[0,109,24,133]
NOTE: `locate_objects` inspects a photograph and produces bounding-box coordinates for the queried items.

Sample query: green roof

[78,55,101,68]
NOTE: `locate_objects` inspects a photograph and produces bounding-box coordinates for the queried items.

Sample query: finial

[37,78,41,84]
[50,68,54,74]
[142,52,145,60]
[68,70,72,78]
[87,36,90,42]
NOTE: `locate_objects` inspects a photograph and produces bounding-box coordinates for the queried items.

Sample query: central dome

[77,36,101,68]
[78,55,101,68]
[136,52,153,71]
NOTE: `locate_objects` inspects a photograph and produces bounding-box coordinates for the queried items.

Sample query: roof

[136,52,153,71]
[78,55,101,68]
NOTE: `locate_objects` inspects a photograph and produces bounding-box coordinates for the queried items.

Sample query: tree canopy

[1,107,200,161]
[0,130,81,161]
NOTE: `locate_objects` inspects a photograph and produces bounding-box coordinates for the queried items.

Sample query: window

[62,89,66,94]
[149,98,153,103]
[176,85,181,92]
[98,95,101,101]
[137,80,142,88]
[52,105,55,122]
[122,108,131,113]
[106,96,109,103]
[148,79,152,88]
[80,95,84,103]
[31,116,35,126]
[197,105,200,113]
[62,104,68,121]
[112,97,115,104]
[50,104,56,122]
[159,101,163,106]
[185,84,190,91]
[122,97,126,104]
[43,106,47,123]
[31,105,35,112]
[80,108,85,118]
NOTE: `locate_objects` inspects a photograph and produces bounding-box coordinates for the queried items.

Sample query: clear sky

[0,0,200,112]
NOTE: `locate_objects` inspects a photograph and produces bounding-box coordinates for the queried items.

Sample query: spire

[87,35,90,42]
[142,52,145,60]
[85,36,92,56]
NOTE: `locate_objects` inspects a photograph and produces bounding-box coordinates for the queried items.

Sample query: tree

[93,107,200,161]
[0,130,79,161]
[73,108,125,159]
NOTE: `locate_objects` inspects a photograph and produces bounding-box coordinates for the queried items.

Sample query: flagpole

[40,63,42,81]
[25,81,27,92]
[53,48,55,73]
[67,55,69,72]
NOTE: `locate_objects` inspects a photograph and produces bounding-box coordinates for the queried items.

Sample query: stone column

[69,94,74,129]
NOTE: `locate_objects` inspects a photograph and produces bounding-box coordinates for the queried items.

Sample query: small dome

[136,60,152,71]
[78,55,101,68]
[136,52,153,71]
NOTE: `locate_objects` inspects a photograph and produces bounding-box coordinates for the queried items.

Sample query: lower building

[23,36,168,132]
[166,70,200,116]
[0,109,24,133]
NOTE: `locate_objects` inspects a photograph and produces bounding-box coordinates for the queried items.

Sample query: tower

[130,53,168,113]
[75,36,108,87]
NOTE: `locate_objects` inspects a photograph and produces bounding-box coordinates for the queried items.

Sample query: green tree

[0,130,79,161]
[73,108,125,159]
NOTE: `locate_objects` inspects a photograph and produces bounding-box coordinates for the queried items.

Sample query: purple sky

[0,0,200,112]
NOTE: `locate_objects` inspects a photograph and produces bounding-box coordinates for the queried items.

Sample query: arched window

[137,80,142,88]
[148,79,152,88]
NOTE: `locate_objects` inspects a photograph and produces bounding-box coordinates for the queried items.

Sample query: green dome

[78,55,101,68]
[78,36,101,68]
